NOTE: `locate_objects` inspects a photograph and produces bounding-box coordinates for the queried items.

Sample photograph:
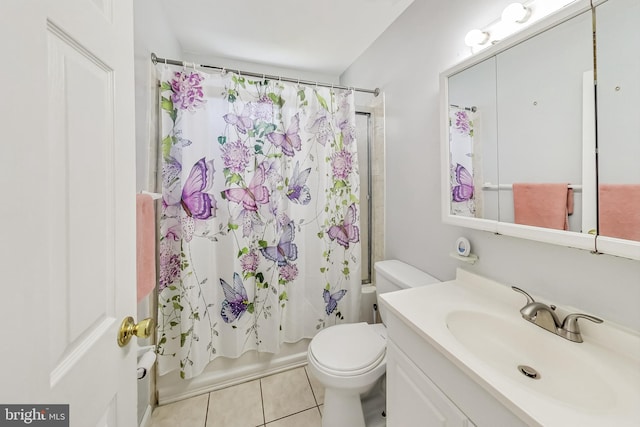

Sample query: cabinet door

[387,341,475,427]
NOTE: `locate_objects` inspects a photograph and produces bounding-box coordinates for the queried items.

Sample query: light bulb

[464,29,490,47]
[501,3,531,24]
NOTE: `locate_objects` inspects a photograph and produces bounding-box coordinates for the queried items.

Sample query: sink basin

[446,310,618,412]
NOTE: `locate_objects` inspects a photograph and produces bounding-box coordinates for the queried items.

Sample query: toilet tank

[374,260,440,322]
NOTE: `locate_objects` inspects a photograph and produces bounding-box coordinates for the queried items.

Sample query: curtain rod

[151,53,380,97]
[450,104,477,113]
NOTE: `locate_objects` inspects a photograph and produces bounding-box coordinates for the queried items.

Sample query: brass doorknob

[117,316,155,347]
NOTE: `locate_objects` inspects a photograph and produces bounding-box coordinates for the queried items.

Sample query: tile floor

[149,366,326,427]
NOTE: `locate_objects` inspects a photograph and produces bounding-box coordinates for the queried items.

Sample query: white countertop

[379,268,640,427]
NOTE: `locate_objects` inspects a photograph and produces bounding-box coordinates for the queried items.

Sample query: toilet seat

[309,322,386,377]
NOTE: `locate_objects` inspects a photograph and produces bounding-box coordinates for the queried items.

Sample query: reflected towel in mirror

[598,184,640,241]
[513,183,573,230]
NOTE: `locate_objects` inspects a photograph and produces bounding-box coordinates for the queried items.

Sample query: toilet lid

[309,322,386,375]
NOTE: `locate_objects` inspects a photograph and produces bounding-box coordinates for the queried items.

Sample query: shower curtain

[156,67,361,379]
[449,106,477,217]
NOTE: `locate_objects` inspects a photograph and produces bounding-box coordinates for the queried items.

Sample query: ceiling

[158,0,415,76]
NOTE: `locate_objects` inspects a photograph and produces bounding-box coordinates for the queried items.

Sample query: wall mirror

[441,0,640,260]
[593,0,640,259]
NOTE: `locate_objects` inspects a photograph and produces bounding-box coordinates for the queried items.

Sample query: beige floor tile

[206,379,264,427]
[265,408,322,427]
[150,394,209,427]
[261,367,317,422]
[304,367,325,405]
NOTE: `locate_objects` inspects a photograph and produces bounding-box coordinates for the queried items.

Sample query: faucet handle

[512,286,535,304]
[561,313,603,331]
[560,313,603,343]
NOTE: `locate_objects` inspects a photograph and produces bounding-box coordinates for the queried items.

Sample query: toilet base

[322,387,367,427]
[362,385,386,427]
[321,379,386,427]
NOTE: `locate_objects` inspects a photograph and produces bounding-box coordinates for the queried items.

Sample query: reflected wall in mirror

[595,0,640,243]
[495,10,594,233]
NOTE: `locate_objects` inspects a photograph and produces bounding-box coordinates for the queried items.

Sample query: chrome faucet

[512,286,603,343]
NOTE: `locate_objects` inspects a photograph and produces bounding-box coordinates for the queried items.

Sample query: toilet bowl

[307,260,440,427]
[308,323,387,427]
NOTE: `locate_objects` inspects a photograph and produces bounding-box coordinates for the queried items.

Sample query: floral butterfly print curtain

[157,68,361,379]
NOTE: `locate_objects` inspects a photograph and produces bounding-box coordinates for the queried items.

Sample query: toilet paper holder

[137,347,157,380]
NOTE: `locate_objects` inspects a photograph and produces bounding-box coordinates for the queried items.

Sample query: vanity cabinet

[387,341,475,427]
[385,311,528,427]
[381,270,640,426]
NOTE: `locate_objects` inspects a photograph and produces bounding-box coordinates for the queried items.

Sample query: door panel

[0,0,137,425]
[47,20,116,377]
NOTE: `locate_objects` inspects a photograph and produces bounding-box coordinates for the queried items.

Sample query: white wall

[341,0,640,331]
[134,0,182,192]
[182,52,340,86]
[596,0,640,185]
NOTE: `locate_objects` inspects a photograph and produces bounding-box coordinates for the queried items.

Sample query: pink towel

[599,184,640,241]
[136,194,156,302]
[513,183,573,230]
[567,188,574,216]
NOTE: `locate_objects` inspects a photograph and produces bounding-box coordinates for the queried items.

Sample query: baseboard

[139,404,153,427]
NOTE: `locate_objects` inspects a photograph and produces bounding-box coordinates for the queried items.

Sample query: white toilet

[307,260,440,427]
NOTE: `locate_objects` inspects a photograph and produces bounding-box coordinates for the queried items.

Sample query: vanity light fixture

[464,29,490,47]
[501,2,531,24]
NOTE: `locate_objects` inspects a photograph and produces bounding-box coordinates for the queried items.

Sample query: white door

[0,0,138,426]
